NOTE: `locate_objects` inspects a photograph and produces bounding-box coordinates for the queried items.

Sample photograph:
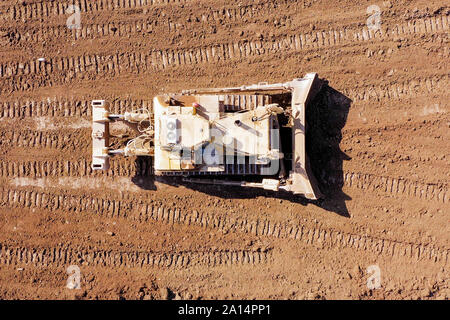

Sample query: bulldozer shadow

[131,81,352,217]
[305,82,353,217]
[130,157,157,191]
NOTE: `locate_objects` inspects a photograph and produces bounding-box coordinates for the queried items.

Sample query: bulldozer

[91,73,323,200]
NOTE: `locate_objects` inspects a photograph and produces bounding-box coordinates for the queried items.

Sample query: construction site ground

[0,0,448,300]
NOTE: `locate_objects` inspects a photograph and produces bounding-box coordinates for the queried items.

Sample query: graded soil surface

[0,0,448,299]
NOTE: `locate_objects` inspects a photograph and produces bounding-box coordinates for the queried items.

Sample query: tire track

[0,159,447,203]
[1,0,318,23]
[2,0,192,22]
[2,14,448,74]
[1,1,289,43]
[342,118,447,136]
[0,159,152,178]
[0,99,152,119]
[340,171,448,203]
[2,4,447,44]
[0,129,90,152]
[0,243,270,269]
[0,187,448,264]
[0,14,448,92]
[0,74,447,117]
[342,75,448,102]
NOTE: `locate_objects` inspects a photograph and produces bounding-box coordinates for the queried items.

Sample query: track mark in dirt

[0,159,150,178]
[10,177,145,192]
[0,73,447,107]
[1,159,447,203]
[1,187,448,265]
[342,118,449,136]
[2,1,287,42]
[342,75,448,102]
[0,99,152,119]
[2,0,192,21]
[340,171,448,203]
[0,69,446,98]
[0,243,271,269]
[0,129,90,152]
[0,15,448,90]
[3,10,449,45]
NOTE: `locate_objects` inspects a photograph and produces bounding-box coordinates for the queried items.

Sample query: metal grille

[222,94,272,111]
[159,156,271,176]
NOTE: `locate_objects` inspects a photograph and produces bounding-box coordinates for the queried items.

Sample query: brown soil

[0,0,448,300]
